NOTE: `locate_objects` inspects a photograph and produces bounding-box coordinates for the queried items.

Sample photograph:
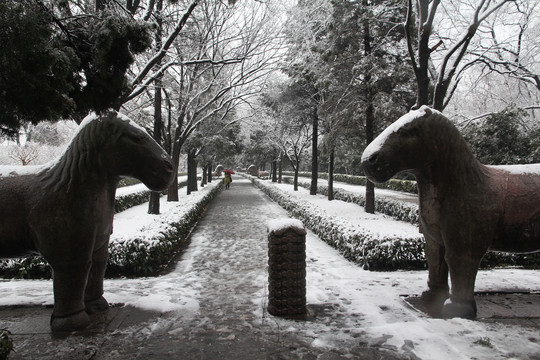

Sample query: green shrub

[0,182,222,279]
[0,328,13,360]
[282,177,420,224]
[282,171,418,194]
[252,177,426,271]
[254,176,540,270]
[106,182,222,277]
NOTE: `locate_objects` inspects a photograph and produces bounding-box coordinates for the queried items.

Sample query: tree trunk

[293,161,300,191]
[191,155,198,192]
[207,163,212,183]
[365,103,375,214]
[362,6,376,214]
[278,158,282,183]
[328,145,335,201]
[310,106,318,195]
[201,165,207,187]
[187,152,193,195]
[272,160,277,182]
[167,137,182,201]
[186,150,198,195]
[148,1,164,214]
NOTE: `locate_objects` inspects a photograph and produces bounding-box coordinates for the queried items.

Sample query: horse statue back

[362,106,540,318]
[0,110,174,331]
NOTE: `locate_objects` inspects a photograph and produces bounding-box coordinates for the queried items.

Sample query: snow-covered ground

[0,176,539,359]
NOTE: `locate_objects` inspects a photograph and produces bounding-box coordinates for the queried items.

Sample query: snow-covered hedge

[114,177,189,213]
[252,177,426,271]
[255,177,540,270]
[0,181,222,279]
[283,177,420,225]
[283,171,418,194]
[106,181,222,277]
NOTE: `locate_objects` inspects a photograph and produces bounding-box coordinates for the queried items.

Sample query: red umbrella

[224,169,235,174]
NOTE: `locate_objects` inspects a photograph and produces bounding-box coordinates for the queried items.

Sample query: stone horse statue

[362,106,540,319]
[0,110,174,332]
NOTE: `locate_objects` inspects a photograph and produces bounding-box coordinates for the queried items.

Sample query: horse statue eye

[398,126,418,137]
[121,133,145,145]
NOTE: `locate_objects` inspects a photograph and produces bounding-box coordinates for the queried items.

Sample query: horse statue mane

[39,111,140,192]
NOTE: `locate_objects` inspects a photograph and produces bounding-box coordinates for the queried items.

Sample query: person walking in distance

[224,172,232,190]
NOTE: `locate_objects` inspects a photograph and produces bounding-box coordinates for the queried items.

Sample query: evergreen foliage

[463,107,540,165]
[0,1,79,137]
[0,328,13,360]
[70,11,153,115]
[0,1,151,137]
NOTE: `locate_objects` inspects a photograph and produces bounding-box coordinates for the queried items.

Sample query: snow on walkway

[0,177,539,359]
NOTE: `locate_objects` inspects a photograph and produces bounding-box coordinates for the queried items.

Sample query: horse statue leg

[420,235,449,317]
[441,235,487,319]
[84,241,110,315]
[49,259,92,332]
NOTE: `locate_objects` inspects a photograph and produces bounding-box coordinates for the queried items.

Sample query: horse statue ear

[411,104,433,116]
[418,105,432,117]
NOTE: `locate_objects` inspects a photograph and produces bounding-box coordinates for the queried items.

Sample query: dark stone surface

[362,106,540,318]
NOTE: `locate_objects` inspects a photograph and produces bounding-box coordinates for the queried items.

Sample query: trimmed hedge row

[283,176,420,225]
[282,171,418,194]
[107,181,222,277]
[251,177,426,271]
[114,178,188,213]
[0,181,222,279]
[256,177,540,270]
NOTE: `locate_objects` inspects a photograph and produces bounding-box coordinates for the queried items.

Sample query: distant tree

[261,82,313,191]
[282,0,331,195]
[463,107,532,165]
[128,0,284,202]
[317,0,414,209]
[404,0,515,110]
[451,0,540,118]
[9,145,38,166]
[244,129,277,171]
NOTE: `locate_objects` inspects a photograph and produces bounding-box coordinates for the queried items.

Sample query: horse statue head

[41,110,174,192]
[361,105,472,184]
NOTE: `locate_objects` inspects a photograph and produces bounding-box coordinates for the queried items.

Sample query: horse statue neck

[39,115,118,193]
[415,114,488,191]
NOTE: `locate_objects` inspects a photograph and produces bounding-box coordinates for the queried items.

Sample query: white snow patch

[490,163,540,175]
[267,218,305,233]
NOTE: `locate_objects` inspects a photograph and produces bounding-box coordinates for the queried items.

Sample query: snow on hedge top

[267,218,305,233]
[361,106,437,162]
[489,164,540,175]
